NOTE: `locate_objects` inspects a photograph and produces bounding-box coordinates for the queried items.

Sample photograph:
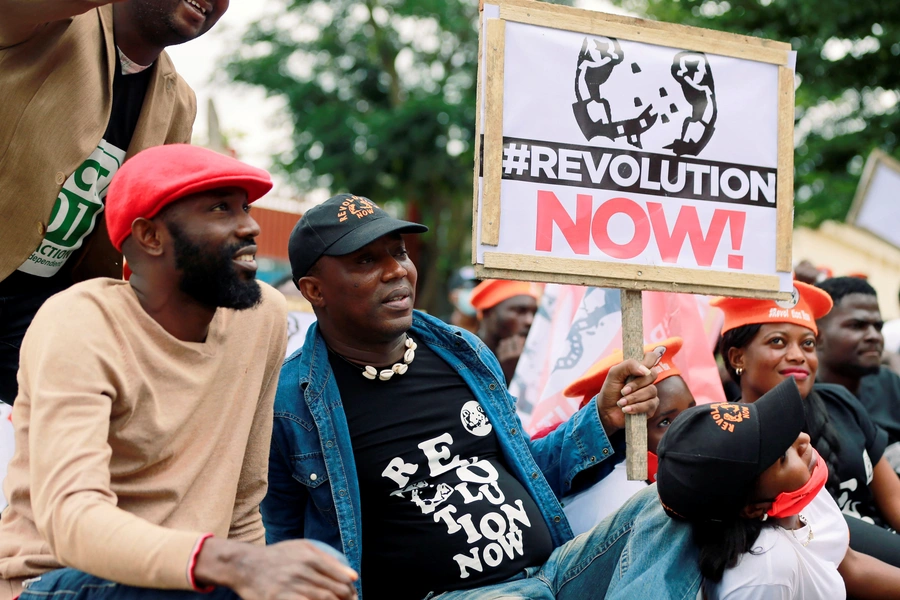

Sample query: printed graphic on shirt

[19,140,125,277]
[837,451,876,524]
[461,401,493,436]
[836,477,875,525]
[863,449,874,484]
[381,411,540,581]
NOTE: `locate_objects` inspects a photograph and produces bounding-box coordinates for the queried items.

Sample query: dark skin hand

[596,348,664,434]
[496,334,527,384]
[793,259,822,285]
[194,538,358,600]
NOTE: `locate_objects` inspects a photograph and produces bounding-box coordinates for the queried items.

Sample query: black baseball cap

[656,377,806,523]
[288,193,428,279]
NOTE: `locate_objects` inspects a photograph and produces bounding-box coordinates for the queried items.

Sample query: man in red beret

[0,146,358,600]
[0,0,231,405]
[470,279,543,384]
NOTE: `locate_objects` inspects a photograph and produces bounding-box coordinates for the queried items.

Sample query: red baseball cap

[106,144,273,251]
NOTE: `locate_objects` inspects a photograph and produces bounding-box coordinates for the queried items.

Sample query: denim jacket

[262,311,682,599]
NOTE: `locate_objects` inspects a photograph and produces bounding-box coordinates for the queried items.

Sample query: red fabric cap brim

[564,337,683,401]
[710,281,833,336]
[470,279,543,312]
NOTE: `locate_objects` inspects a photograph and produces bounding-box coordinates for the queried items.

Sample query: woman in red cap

[714,281,900,564]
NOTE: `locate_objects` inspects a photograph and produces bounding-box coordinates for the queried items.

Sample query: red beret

[710,281,833,336]
[106,144,273,251]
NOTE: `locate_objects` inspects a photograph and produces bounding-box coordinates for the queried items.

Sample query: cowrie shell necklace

[355,335,417,381]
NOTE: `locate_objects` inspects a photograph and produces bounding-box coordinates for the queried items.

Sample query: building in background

[794,221,900,320]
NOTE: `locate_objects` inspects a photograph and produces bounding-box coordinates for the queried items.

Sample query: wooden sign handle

[621,289,648,481]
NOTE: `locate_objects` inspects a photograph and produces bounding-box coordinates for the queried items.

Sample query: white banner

[476,2,795,295]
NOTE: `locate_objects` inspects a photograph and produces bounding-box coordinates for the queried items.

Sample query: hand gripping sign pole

[474,0,796,480]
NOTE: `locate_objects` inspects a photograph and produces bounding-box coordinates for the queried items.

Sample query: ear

[740,502,773,520]
[727,346,745,373]
[130,218,164,257]
[298,275,325,308]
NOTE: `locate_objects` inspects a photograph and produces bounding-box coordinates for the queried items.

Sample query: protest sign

[474,0,796,477]
[474,0,795,298]
[847,149,900,250]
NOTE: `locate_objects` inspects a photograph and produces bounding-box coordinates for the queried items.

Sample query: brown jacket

[0,0,196,283]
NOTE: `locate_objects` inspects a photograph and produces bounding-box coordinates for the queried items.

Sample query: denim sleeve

[526,396,623,497]
[260,421,307,544]
[467,330,621,497]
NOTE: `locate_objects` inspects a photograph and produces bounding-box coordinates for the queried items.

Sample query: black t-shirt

[858,368,900,463]
[103,55,154,151]
[813,383,890,528]
[331,340,554,600]
[0,54,151,295]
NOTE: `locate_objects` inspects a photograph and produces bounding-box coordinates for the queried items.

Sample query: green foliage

[225,0,481,311]
[226,0,573,312]
[605,0,900,227]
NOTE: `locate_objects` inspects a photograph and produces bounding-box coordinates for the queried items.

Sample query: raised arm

[0,0,124,47]
[527,350,661,495]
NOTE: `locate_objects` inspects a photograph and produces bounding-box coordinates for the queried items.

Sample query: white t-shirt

[711,489,849,600]
[562,461,648,535]
[883,319,900,355]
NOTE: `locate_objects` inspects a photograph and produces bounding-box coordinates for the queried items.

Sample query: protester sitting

[657,378,900,599]
[470,279,542,384]
[714,282,900,566]
[262,193,704,599]
[532,337,696,533]
[815,277,900,472]
[0,146,358,600]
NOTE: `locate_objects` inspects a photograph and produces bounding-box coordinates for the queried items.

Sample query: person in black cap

[263,193,681,600]
[657,378,900,599]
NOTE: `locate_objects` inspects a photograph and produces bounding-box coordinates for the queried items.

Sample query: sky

[166,0,629,213]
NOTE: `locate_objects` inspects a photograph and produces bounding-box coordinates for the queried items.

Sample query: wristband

[188,533,216,593]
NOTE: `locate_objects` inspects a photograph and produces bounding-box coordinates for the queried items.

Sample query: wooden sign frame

[473,0,794,302]
[846,149,900,250]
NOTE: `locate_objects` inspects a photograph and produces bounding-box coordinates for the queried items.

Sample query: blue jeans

[17,541,350,599]
[17,569,239,599]
[422,485,701,600]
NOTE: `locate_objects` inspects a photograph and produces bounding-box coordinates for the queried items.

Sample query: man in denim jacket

[264,193,701,600]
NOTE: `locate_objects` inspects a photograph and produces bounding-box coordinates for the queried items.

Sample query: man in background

[816,276,900,472]
[446,266,479,334]
[471,279,542,384]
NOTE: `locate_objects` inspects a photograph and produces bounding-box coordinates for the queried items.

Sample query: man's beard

[168,222,262,310]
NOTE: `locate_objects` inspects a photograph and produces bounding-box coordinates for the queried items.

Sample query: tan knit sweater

[0,278,287,598]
